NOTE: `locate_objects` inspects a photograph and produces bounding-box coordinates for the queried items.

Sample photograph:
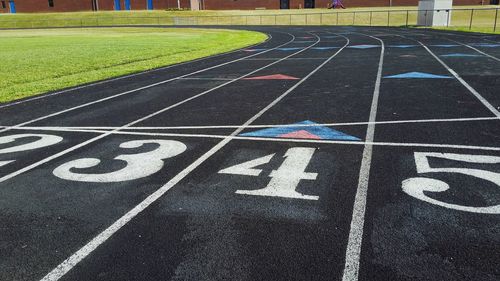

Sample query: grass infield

[0,28,267,103]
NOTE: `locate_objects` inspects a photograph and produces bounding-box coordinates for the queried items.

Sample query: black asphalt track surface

[0,26,499,281]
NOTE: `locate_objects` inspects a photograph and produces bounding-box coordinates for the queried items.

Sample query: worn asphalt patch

[0,26,499,281]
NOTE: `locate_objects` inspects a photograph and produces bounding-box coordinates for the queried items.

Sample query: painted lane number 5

[53,140,186,183]
[402,152,500,214]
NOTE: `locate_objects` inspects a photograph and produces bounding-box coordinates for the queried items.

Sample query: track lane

[1,26,499,281]
[37,31,351,281]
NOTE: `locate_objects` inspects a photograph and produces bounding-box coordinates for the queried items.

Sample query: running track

[0,26,499,281]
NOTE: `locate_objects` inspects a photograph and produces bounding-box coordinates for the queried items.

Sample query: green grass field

[0,28,266,103]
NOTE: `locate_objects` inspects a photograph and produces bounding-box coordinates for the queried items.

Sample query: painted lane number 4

[219,147,319,200]
[402,152,500,214]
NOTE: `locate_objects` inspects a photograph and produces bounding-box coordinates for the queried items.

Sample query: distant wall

[2,0,191,13]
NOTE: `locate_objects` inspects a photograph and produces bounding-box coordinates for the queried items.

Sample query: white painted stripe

[374,28,500,63]
[0,32,274,110]
[0,33,295,134]
[447,38,500,62]
[245,57,330,60]
[177,77,234,81]
[342,33,384,281]
[0,33,318,183]
[10,126,500,152]
[365,29,500,119]
[39,33,351,281]
[419,42,500,118]
[5,116,496,131]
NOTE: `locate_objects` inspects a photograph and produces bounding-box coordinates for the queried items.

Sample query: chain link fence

[0,8,498,32]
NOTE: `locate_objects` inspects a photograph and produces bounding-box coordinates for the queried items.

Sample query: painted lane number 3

[219,147,319,200]
[53,140,186,183]
[402,152,500,214]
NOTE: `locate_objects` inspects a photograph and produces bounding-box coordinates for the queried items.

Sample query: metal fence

[0,8,498,32]
[172,8,500,32]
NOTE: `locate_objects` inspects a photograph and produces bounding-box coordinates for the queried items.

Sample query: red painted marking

[244,74,300,80]
[278,130,321,139]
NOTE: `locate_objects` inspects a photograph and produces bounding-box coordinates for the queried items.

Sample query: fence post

[320,13,323,25]
[494,8,498,32]
[353,12,356,25]
[406,10,409,27]
[469,9,474,30]
[369,11,372,26]
[336,12,339,25]
[446,10,450,27]
[387,11,390,26]
[306,14,308,25]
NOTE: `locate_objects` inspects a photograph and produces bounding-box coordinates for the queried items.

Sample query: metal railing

[0,8,498,32]
[172,8,500,32]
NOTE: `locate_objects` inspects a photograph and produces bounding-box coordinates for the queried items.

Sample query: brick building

[0,0,492,13]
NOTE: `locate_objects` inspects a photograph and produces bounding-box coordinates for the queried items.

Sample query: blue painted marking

[388,45,417,48]
[440,53,482,58]
[431,44,459,47]
[147,0,153,10]
[8,0,16,13]
[114,0,121,10]
[384,72,452,79]
[469,43,500,48]
[348,45,380,49]
[240,120,360,141]
[277,47,303,51]
[312,47,340,50]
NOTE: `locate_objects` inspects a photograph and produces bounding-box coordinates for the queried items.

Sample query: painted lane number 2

[402,152,500,214]
[53,140,186,183]
[0,134,63,167]
[219,147,319,200]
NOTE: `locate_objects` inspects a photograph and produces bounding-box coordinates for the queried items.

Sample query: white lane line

[245,57,330,60]
[9,126,500,152]
[39,34,351,281]
[364,29,500,119]
[0,33,296,134]
[0,33,320,183]
[4,116,497,131]
[0,33,274,110]
[374,28,500,62]
[177,77,234,81]
[342,33,384,281]
[446,38,500,62]
[419,42,500,118]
